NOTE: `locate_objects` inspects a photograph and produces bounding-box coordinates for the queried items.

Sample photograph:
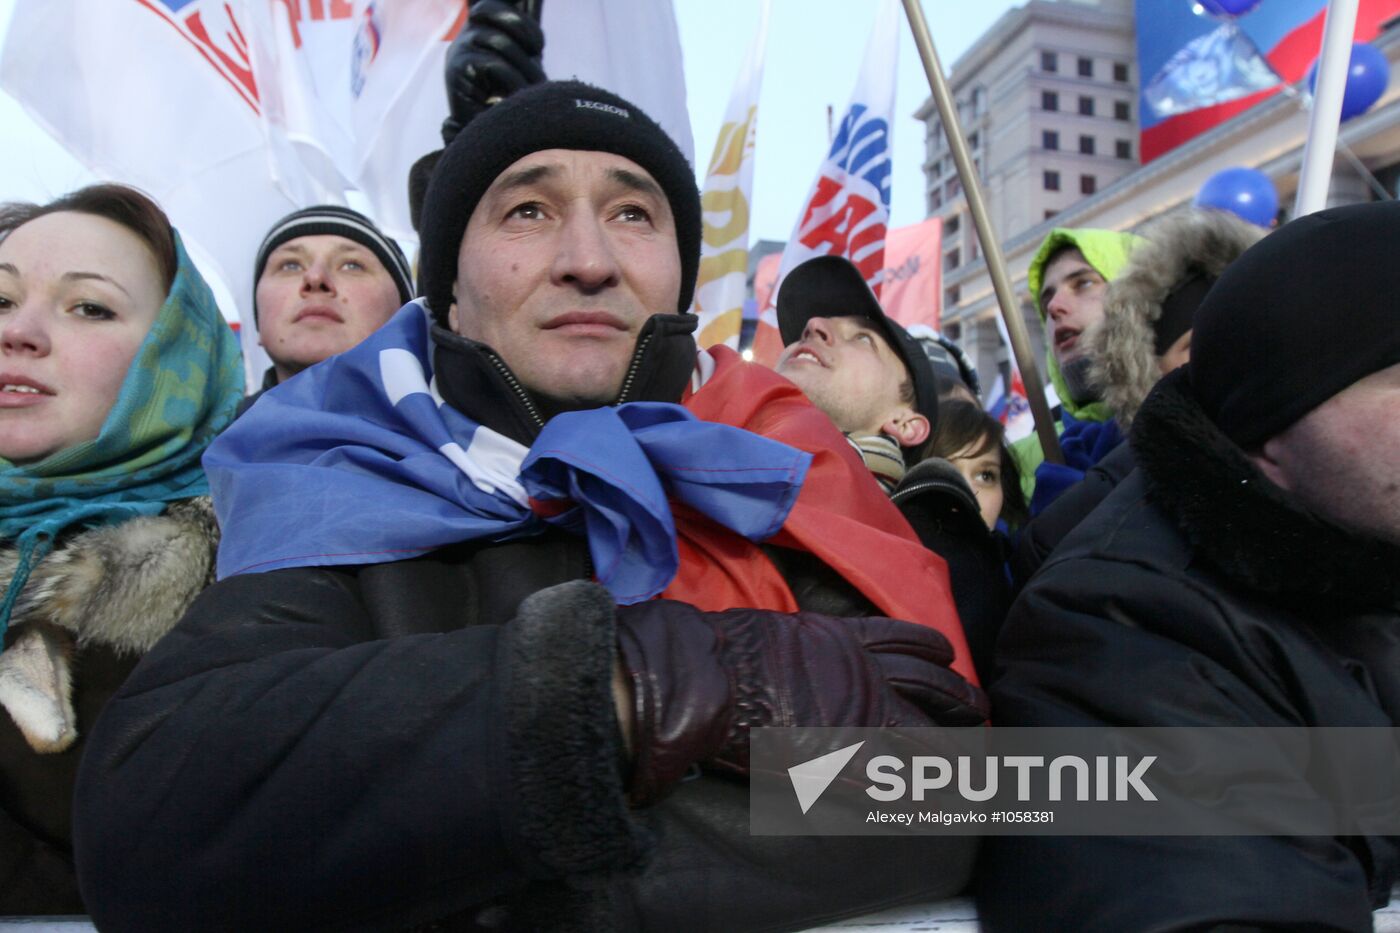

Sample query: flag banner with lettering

[879,218,942,332]
[1,0,692,391]
[1136,0,1400,162]
[0,0,313,389]
[750,0,899,366]
[691,1,771,350]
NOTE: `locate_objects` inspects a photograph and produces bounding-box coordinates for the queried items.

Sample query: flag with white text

[750,0,899,366]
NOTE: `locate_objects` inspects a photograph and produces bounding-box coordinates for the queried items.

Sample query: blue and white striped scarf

[206,304,811,604]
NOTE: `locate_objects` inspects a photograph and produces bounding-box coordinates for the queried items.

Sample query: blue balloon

[1194,167,1278,227]
[1195,0,1263,19]
[1308,42,1391,121]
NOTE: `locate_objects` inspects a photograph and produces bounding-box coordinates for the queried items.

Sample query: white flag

[751,0,899,366]
[690,2,770,350]
[0,0,317,389]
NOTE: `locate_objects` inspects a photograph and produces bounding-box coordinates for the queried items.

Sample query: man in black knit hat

[240,205,414,415]
[73,80,984,932]
[978,200,1400,930]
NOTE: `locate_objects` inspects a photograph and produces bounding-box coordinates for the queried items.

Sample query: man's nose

[803,316,836,344]
[300,260,336,294]
[551,211,622,292]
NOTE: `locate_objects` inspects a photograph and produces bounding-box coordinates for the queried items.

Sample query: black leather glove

[615,601,988,806]
[441,0,546,145]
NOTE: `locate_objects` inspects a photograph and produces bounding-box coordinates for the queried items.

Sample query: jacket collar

[1131,368,1400,608]
[430,313,699,447]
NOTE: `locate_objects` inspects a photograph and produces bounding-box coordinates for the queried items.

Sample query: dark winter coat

[893,457,1011,684]
[0,498,219,914]
[977,367,1400,931]
[74,316,980,932]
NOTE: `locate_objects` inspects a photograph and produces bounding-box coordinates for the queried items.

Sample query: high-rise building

[917,0,1139,381]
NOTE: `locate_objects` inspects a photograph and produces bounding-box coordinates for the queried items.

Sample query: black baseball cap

[777,255,939,445]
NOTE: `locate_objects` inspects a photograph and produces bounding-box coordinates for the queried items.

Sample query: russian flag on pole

[749,0,899,366]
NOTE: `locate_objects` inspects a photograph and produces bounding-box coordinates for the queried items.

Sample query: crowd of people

[0,7,1397,932]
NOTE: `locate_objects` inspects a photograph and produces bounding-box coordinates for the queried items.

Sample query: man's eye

[342,260,366,272]
[856,332,875,345]
[73,301,116,321]
[616,204,651,223]
[278,260,303,273]
[508,203,545,221]
[0,296,13,311]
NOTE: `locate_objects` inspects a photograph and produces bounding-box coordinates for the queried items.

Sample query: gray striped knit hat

[253,205,413,321]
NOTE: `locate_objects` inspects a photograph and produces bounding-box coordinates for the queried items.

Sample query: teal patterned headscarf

[0,231,244,637]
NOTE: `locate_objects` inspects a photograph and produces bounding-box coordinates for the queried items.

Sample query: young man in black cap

[774,255,1009,681]
[244,205,413,411]
[775,255,940,492]
[73,81,984,932]
[979,200,1400,930]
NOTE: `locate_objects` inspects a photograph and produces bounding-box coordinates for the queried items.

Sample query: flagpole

[900,0,1063,464]
[1294,0,1360,216]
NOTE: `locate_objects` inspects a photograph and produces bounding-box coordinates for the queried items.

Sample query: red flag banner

[878,218,942,331]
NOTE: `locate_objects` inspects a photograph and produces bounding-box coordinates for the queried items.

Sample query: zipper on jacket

[614,332,654,405]
[482,348,546,430]
[891,478,972,507]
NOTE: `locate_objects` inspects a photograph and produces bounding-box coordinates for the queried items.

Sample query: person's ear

[881,410,930,448]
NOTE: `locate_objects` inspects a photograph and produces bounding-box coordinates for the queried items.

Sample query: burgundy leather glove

[615,602,988,806]
[440,0,546,145]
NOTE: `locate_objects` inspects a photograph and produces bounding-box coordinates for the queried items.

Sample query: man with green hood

[1014,227,1141,510]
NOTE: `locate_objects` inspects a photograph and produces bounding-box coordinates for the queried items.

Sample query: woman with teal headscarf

[0,184,242,913]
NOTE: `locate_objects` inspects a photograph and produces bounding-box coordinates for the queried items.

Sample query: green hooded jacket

[1012,227,1143,499]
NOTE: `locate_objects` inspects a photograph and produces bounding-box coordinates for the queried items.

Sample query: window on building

[929,188,943,210]
[946,177,962,198]
[930,159,941,177]
[945,214,960,235]
[1042,129,1060,150]
[1079,135,1095,155]
[944,321,962,341]
[1114,100,1132,121]
[1044,209,1059,221]
[1042,90,1059,112]
[970,237,981,260]
[1044,170,1061,191]
[969,131,980,150]
[945,285,962,307]
[1077,57,1093,78]
[972,86,986,116]
[1041,51,1057,73]
[945,248,961,272]
[1113,62,1130,83]
[1115,139,1133,159]
[1078,95,1095,116]
[1080,174,1097,195]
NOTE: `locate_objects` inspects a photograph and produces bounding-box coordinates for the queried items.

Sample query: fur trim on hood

[0,497,218,752]
[1025,227,1143,424]
[1132,369,1400,608]
[1092,209,1262,429]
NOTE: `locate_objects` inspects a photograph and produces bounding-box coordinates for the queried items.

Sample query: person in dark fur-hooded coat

[1091,207,1264,430]
[979,200,1400,931]
[1011,208,1263,587]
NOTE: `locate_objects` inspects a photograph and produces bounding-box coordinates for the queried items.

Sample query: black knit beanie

[417,80,701,323]
[253,205,413,320]
[1189,200,1400,449]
